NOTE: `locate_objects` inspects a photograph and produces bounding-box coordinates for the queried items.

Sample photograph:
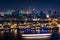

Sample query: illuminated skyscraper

[48,10,51,17]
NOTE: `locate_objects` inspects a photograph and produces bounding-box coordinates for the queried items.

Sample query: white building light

[46,14,49,18]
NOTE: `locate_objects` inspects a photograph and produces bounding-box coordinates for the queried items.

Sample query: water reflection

[0,29,60,40]
[0,22,59,40]
[0,28,23,40]
[50,26,60,40]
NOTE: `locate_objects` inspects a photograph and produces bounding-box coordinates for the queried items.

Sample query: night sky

[0,0,60,11]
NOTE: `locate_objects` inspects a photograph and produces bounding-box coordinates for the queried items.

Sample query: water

[0,29,59,40]
[0,29,23,40]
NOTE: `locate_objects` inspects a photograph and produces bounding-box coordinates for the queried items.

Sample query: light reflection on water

[0,30,55,35]
[0,29,60,40]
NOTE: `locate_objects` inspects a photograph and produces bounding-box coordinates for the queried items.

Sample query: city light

[46,14,49,18]
[0,0,60,40]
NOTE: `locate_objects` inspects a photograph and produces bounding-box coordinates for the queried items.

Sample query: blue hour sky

[0,0,60,11]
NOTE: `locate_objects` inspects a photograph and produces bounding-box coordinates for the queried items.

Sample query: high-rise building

[48,10,51,17]
[40,11,46,19]
[6,10,15,15]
